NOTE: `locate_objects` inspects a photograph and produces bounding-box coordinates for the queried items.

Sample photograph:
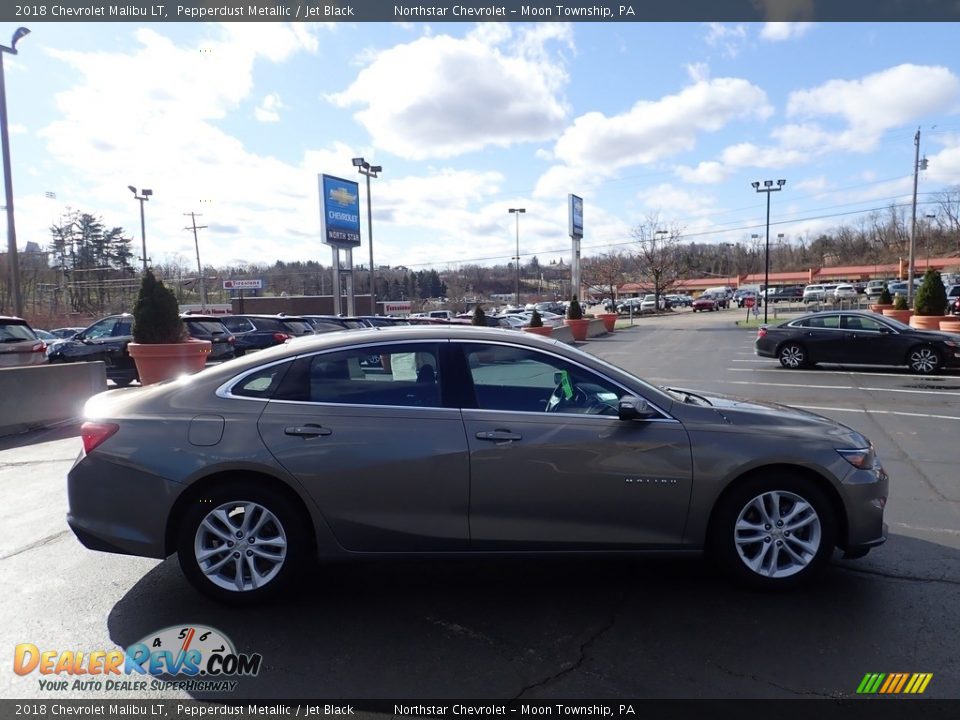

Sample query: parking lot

[2,308,958,700]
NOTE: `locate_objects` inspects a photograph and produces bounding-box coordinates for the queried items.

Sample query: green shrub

[529,309,543,327]
[133,269,185,344]
[878,287,892,305]
[566,297,583,320]
[913,268,947,316]
[471,305,486,326]
[893,294,908,311]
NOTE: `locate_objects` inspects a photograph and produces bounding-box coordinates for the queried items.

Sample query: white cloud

[10,124,27,135]
[704,23,748,58]
[328,24,573,160]
[254,93,286,123]
[675,161,729,184]
[792,176,831,194]
[685,62,710,83]
[535,77,771,197]
[925,135,960,184]
[635,183,721,218]
[787,64,960,151]
[760,22,815,41]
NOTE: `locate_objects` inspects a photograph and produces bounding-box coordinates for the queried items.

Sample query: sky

[3,20,960,276]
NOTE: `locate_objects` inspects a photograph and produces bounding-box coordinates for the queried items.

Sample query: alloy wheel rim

[910,348,937,373]
[734,491,821,579]
[781,346,803,368]
[194,501,288,592]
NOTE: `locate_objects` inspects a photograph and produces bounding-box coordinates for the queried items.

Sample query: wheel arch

[705,463,850,551]
[164,469,319,558]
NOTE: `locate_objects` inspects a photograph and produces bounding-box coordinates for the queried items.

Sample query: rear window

[222,317,255,333]
[185,320,229,336]
[280,320,314,335]
[0,320,37,342]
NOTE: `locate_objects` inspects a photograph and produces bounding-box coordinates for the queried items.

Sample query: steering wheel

[545,382,610,415]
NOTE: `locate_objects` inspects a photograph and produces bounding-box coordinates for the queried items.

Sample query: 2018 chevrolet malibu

[68,326,888,603]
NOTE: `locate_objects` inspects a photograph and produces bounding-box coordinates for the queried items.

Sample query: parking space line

[726,380,854,390]
[728,367,960,382]
[793,405,960,421]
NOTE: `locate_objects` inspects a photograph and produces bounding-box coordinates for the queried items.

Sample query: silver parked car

[0,316,47,367]
[68,326,888,603]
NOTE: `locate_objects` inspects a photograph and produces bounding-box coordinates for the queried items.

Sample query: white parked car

[639,294,666,312]
[832,284,859,300]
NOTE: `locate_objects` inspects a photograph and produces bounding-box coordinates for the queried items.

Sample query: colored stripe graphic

[857,672,932,694]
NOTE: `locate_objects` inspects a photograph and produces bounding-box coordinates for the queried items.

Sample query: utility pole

[907,129,928,306]
[184,212,208,311]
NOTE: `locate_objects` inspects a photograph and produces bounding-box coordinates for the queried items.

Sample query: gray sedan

[68,326,888,603]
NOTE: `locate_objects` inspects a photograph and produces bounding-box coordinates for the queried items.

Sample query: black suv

[219,315,314,355]
[180,315,236,362]
[47,314,138,385]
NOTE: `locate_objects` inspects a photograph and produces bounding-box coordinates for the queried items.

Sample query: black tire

[177,480,309,605]
[777,342,807,369]
[906,345,941,375]
[709,471,836,590]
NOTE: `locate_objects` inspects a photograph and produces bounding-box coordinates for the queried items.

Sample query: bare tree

[580,251,629,302]
[630,215,690,309]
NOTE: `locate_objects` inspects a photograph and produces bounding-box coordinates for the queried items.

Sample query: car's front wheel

[907,345,941,375]
[710,473,836,589]
[177,481,309,604]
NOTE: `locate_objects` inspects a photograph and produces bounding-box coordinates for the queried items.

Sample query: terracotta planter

[128,338,212,385]
[882,309,913,324]
[909,315,950,331]
[564,318,590,341]
[939,319,960,334]
[870,303,894,314]
[522,326,553,337]
[598,313,618,332]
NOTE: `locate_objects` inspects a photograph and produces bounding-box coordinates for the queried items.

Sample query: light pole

[352,157,382,315]
[751,179,786,323]
[1,27,29,317]
[509,208,526,306]
[129,186,153,273]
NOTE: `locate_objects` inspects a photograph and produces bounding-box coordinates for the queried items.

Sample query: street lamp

[751,179,786,323]
[1,27,29,317]
[509,208,526,306]
[129,186,153,273]
[352,157,382,315]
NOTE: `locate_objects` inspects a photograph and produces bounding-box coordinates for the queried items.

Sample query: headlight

[837,446,875,470]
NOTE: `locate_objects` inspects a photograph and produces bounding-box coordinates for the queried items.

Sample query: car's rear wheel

[778,343,807,369]
[907,345,941,375]
[710,473,836,589]
[177,481,308,604]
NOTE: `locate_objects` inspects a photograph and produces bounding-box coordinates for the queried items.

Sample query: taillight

[272,332,290,343]
[757,327,767,339]
[228,336,235,344]
[33,341,46,352]
[81,422,119,454]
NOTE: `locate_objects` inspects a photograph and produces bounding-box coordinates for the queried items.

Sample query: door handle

[284,424,332,438]
[476,430,522,442]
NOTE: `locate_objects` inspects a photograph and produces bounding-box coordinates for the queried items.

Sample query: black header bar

[4,0,959,23]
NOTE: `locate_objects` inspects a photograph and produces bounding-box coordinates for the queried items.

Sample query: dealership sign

[320,174,361,248]
[569,194,583,238]
[223,279,262,290]
[383,301,412,314]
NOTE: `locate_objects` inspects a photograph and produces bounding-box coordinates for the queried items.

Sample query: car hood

[667,387,865,442]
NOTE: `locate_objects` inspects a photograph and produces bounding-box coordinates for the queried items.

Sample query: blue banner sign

[569,194,583,238]
[320,174,361,248]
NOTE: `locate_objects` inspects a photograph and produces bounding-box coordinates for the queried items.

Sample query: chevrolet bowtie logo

[330,187,357,206]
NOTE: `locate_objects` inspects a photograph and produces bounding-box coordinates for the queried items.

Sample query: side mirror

[878,327,893,335]
[618,395,653,421]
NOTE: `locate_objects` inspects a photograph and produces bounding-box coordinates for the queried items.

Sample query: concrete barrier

[550,325,575,344]
[586,319,609,338]
[0,362,108,437]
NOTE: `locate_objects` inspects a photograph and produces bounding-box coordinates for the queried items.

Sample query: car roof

[230,314,310,321]
[181,314,229,322]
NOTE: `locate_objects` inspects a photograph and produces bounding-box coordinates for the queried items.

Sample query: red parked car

[692,296,719,312]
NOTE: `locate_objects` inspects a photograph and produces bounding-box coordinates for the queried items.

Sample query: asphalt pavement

[1,307,957,701]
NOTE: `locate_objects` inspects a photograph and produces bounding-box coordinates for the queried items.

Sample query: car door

[840,315,895,365]
[255,341,470,552]
[796,314,844,362]
[65,317,121,363]
[454,341,692,549]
